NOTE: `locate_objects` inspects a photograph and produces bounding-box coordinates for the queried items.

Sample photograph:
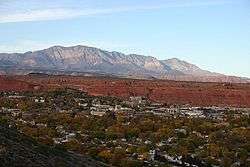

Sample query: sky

[0,0,249,77]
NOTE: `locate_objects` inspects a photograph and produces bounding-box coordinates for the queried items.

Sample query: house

[145,140,152,145]
[78,102,88,107]
[129,96,147,107]
[149,150,158,161]
[8,95,25,99]
[34,97,45,103]
[66,133,76,140]
[115,105,133,113]
[152,108,170,116]
[1,108,21,117]
[185,110,204,118]
[53,138,63,144]
[163,154,182,165]
[90,110,106,116]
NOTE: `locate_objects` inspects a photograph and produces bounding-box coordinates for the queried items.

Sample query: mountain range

[0,45,249,83]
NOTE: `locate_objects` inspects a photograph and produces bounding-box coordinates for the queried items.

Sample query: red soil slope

[0,76,42,91]
[13,75,250,108]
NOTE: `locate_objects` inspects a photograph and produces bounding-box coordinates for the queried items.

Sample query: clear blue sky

[0,0,249,77]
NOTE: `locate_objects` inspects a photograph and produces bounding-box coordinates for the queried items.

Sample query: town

[0,88,249,167]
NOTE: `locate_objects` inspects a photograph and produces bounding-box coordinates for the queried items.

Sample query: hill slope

[0,123,107,167]
[11,75,250,108]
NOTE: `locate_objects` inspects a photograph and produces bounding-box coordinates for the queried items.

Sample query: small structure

[149,150,158,161]
[129,96,147,107]
[34,97,45,103]
[90,111,106,116]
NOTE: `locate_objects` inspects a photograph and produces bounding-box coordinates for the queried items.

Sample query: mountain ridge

[0,45,248,83]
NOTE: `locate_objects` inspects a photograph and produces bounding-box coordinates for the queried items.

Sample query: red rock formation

[13,75,250,108]
[0,76,42,91]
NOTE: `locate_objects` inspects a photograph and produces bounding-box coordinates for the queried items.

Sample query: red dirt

[8,75,250,108]
[0,76,42,92]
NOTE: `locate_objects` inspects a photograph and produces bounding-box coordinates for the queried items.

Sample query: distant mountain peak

[162,58,217,76]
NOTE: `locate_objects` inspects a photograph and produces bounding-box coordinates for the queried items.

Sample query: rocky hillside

[0,45,248,83]
[0,123,108,167]
[13,75,250,108]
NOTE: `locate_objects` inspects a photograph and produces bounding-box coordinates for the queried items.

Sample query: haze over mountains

[0,45,249,83]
